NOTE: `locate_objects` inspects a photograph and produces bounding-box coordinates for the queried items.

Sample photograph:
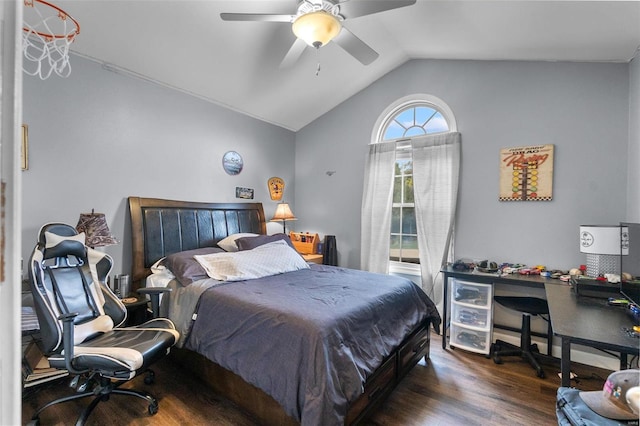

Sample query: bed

[128,196,441,425]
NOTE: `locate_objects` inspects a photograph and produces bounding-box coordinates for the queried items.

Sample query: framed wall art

[499,144,554,201]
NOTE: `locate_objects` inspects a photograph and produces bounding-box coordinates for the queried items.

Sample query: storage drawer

[452,279,491,308]
[398,326,430,377]
[346,354,396,424]
[451,304,490,330]
[450,325,491,354]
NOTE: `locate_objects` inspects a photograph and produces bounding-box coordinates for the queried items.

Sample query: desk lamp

[579,225,627,277]
[76,210,118,248]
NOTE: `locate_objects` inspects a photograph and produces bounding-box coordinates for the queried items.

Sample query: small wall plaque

[268,176,284,201]
[236,187,254,199]
[222,151,243,175]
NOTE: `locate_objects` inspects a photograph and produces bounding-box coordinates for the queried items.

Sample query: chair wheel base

[144,369,155,385]
[148,402,159,415]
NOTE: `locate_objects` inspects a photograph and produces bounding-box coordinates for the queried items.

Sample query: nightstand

[122,294,149,326]
[302,254,323,264]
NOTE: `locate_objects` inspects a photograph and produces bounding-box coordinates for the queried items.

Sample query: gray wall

[22,55,296,278]
[22,56,636,276]
[295,59,631,271]
[629,56,640,221]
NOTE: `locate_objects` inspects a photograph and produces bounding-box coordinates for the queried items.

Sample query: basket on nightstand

[289,232,319,254]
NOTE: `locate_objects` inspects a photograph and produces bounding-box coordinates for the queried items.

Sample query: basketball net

[22,0,80,79]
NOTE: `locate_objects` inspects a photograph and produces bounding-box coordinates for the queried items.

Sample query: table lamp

[270,203,297,234]
[579,225,627,277]
[76,210,118,248]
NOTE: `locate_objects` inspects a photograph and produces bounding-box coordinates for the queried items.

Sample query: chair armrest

[137,287,172,319]
[58,312,88,375]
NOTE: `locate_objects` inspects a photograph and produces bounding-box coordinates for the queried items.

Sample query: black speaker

[323,235,338,266]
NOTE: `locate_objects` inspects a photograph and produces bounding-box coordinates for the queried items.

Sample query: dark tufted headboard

[128,197,266,283]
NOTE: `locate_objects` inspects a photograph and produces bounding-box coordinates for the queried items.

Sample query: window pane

[403,160,413,175]
[401,207,416,234]
[390,235,400,261]
[395,109,414,128]
[393,176,402,203]
[391,207,401,233]
[425,111,449,133]
[401,236,419,263]
[405,126,426,137]
[403,176,414,203]
[383,121,405,140]
[415,107,436,126]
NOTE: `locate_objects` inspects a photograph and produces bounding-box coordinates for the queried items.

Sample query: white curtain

[412,132,461,313]
[361,141,396,273]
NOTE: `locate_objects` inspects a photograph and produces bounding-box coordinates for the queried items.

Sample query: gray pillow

[236,233,296,251]
[163,246,225,286]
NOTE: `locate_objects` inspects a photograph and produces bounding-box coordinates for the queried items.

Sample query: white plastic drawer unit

[452,279,491,308]
[451,304,489,329]
[450,327,491,354]
[449,279,493,354]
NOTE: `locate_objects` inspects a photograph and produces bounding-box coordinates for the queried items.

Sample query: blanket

[186,264,441,425]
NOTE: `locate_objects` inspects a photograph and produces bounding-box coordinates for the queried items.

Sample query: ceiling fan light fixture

[292,11,341,48]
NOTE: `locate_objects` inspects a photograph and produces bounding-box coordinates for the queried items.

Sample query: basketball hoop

[22,0,80,79]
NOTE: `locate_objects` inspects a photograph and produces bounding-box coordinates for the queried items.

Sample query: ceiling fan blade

[337,0,416,19]
[220,13,294,22]
[332,27,379,65]
[279,38,308,69]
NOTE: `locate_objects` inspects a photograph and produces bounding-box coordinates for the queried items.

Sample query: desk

[442,267,554,350]
[545,283,639,386]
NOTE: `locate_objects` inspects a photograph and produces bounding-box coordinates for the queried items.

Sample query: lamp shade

[270,203,297,222]
[579,225,626,255]
[292,11,341,48]
[76,211,118,248]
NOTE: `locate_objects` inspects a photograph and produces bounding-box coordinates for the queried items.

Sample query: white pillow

[194,240,309,281]
[217,233,259,252]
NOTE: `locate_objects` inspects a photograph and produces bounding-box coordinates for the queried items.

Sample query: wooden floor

[22,331,612,425]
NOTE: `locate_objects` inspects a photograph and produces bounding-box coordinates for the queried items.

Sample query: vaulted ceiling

[50,1,640,131]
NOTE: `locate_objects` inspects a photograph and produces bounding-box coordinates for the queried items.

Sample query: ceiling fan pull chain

[315,47,321,76]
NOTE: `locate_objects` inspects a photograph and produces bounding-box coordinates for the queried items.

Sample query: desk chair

[27,223,179,425]
[492,296,552,378]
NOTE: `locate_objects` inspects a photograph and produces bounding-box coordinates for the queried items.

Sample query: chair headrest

[39,223,87,260]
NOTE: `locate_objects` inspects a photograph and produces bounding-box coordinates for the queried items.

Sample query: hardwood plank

[21,330,612,425]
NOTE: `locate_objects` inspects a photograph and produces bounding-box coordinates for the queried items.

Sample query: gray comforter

[185,264,441,425]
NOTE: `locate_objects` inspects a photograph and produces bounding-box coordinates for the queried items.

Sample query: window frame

[371,94,458,143]
[371,94,457,271]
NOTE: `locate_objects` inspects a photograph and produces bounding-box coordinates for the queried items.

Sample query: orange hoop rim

[23,0,80,41]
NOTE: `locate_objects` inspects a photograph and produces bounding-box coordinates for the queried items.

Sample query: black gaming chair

[27,223,179,425]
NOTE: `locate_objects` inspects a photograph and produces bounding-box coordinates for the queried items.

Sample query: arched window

[381,105,450,140]
[372,95,456,265]
[375,94,457,142]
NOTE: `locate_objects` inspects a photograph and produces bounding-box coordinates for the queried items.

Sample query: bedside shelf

[302,254,323,264]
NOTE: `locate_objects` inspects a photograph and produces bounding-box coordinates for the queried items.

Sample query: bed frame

[128,196,432,425]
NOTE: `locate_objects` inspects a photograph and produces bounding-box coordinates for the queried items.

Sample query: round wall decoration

[222,151,243,175]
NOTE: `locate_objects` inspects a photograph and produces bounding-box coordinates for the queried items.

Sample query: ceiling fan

[220,0,416,68]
